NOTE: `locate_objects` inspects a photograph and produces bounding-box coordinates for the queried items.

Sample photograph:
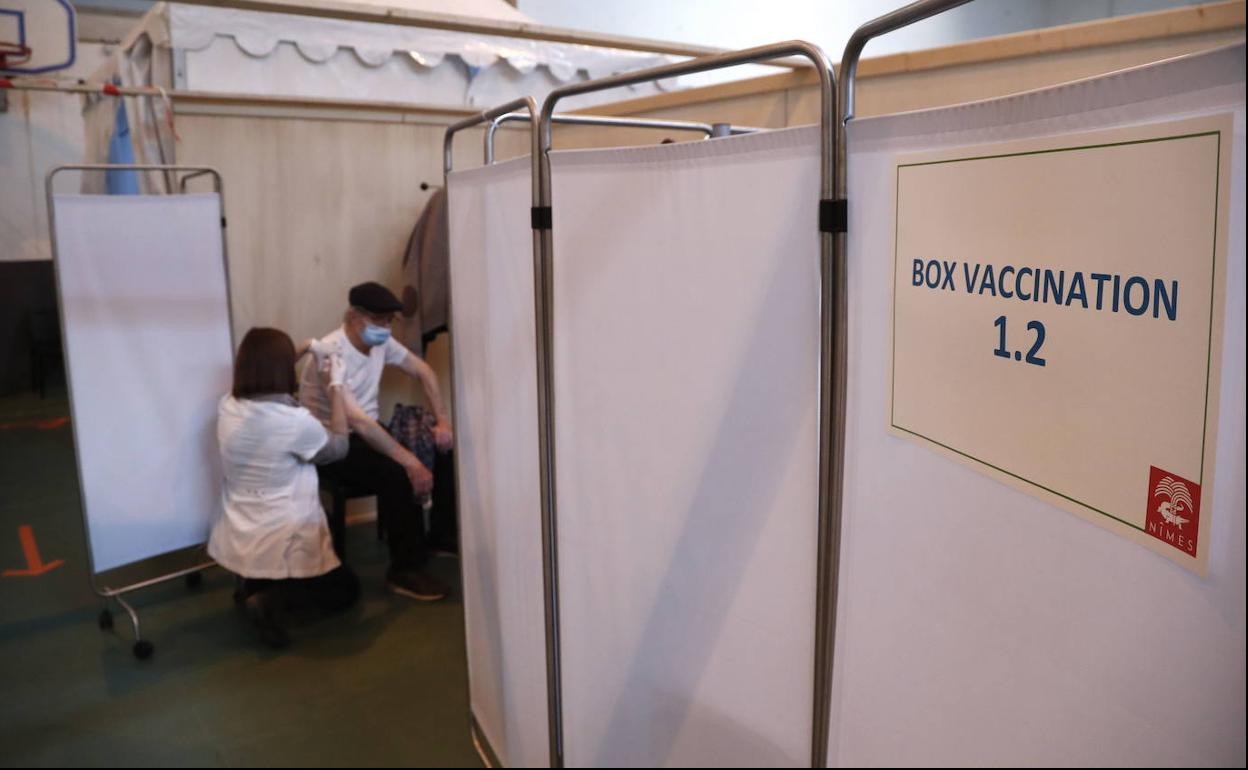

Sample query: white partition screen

[550,128,821,767]
[446,157,550,769]
[830,45,1245,765]
[51,193,232,574]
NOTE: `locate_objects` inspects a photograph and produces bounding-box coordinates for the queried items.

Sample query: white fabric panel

[831,44,1245,766]
[52,194,232,573]
[550,128,821,767]
[347,0,533,23]
[346,0,533,23]
[446,158,550,768]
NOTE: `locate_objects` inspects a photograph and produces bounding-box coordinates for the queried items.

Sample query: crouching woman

[209,327,358,648]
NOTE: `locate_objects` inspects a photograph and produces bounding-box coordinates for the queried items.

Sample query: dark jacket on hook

[400,186,449,353]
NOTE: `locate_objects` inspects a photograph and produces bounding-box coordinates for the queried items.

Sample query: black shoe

[386,569,449,602]
[244,591,290,649]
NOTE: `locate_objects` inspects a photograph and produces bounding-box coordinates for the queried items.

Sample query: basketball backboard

[0,0,75,74]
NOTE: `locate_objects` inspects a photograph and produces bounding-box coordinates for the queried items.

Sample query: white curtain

[549,127,822,767]
[829,43,1245,766]
[52,193,232,573]
[447,157,550,768]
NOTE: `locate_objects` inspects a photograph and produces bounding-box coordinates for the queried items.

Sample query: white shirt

[299,326,409,426]
[208,395,340,579]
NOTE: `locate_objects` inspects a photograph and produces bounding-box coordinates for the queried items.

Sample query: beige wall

[601,28,1244,130]
[795,27,1246,124]
[494,15,1244,153]
[175,113,495,415]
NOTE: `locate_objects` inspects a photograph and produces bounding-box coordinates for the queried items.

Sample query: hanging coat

[399,187,449,353]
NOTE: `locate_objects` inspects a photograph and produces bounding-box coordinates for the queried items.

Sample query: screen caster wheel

[133,640,154,660]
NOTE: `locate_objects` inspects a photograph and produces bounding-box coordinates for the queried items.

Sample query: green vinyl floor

[0,388,483,768]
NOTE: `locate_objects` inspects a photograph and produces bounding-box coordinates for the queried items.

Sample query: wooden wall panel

[786,27,1244,124]
[176,113,445,415]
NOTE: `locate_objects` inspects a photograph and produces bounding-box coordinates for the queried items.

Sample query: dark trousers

[318,434,430,572]
[428,450,458,547]
[242,565,360,614]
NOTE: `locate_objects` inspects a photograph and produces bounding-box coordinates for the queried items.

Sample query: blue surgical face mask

[361,323,392,347]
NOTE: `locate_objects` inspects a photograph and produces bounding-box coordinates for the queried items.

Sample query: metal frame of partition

[443,3,975,762]
[535,40,836,768]
[44,164,232,661]
[484,113,761,165]
[836,0,974,203]
[811,0,972,761]
[442,96,542,769]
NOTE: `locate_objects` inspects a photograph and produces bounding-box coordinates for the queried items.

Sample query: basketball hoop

[0,41,32,70]
[0,1,75,75]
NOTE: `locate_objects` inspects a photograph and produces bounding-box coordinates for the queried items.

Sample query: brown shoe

[385,570,449,602]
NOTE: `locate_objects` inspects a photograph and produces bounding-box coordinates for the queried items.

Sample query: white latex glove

[328,352,346,387]
[315,351,346,389]
[308,339,333,360]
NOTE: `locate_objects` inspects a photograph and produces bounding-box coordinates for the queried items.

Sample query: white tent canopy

[336,0,532,23]
[108,1,682,109]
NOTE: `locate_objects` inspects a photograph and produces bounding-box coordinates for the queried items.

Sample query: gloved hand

[308,339,333,360]
[328,352,346,388]
[317,352,347,389]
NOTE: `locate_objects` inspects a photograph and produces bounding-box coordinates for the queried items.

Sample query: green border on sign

[890,129,1222,534]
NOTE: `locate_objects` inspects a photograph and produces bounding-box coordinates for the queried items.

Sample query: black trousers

[428,450,458,547]
[318,434,430,572]
[242,565,360,614]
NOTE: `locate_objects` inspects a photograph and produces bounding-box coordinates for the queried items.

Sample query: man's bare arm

[342,390,433,493]
[397,352,453,451]
[397,353,448,421]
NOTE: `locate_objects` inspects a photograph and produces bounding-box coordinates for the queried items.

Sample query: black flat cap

[349,282,403,314]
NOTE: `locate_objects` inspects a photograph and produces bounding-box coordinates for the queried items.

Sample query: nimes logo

[1145,467,1202,557]
[1154,477,1193,529]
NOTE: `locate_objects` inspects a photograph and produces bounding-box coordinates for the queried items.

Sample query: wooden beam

[857,0,1245,78]
[0,78,478,124]
[172,89,478,124]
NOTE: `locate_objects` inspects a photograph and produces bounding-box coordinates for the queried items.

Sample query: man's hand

[402,455,434,495]
[433,419,453,453]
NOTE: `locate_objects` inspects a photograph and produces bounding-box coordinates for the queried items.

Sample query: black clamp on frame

[819,198,847,234]
[531,206,553,231]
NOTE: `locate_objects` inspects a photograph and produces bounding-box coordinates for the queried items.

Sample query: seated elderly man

[299,282,453,601]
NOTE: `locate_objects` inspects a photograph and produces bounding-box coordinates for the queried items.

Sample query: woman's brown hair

[232,327,298,399]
